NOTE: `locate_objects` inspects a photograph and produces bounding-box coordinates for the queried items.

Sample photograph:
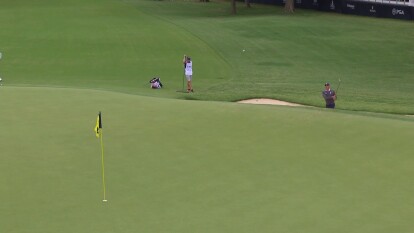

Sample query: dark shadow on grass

[127,0,316,19]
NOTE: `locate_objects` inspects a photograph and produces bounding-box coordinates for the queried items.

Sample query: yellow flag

[94,112,102,138]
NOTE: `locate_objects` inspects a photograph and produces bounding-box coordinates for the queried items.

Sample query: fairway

[1,0,413,113]
[1,87,413,233]
[1,0,414,232]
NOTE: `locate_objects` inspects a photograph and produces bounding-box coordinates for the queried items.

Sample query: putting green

[1,87,413,233]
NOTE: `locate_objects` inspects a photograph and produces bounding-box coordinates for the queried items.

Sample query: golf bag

[149,77,163,89]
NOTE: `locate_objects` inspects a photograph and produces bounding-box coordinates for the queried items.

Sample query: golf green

[1,87,413,233]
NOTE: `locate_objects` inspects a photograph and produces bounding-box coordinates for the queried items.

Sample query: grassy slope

[132,0,414,113]
[1,87,414,233]
[0,0,231,97]
[0,0,413,113]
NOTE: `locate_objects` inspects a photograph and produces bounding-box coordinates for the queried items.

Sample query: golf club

[176,55,186,93]
[336,78,341,93]
[0,52,2,86]
[182,55,186,92]
[182,69,185,92]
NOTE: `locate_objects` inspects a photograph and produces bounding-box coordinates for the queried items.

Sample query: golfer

[322,82,336,108]
[183,55,193,93]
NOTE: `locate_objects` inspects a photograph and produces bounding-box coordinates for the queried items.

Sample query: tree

[245,0,251,8]
[284,0,294,13]
[230,0,251,14]
[231,0,237,14]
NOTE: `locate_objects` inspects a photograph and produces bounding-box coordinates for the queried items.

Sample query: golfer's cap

[325,82,330,86]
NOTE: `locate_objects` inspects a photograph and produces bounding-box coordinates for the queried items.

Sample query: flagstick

[100,129,107,202]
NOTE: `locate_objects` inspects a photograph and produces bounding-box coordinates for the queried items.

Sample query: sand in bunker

[239,100,414,116]
[237,98,303,106]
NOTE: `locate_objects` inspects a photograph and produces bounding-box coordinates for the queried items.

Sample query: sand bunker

[238,99,414,117]
[237,98,303,106]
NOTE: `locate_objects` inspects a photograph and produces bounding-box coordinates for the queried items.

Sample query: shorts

[186,75,192,81]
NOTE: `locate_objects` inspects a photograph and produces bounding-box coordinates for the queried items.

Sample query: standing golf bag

[149,77,163,89]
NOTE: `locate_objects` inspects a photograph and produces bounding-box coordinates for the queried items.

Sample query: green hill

[1,0,413,113]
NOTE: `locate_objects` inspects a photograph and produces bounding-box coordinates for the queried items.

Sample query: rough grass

[0,0,413,113]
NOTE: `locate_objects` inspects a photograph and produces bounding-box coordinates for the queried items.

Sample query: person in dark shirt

[322,82,336,108]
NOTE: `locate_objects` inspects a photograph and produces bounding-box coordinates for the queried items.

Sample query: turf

[1,0,414,232]
[0,0,413,113]
[1,87,413,233]
[130,0,414,113]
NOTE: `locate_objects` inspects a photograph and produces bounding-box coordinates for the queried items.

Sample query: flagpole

[100,129,107,202]
[95,111,107,203]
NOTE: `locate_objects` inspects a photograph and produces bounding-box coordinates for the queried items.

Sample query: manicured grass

[134,0,414,113]
[0,0,413,113]
[1,1,414,233]
[1,87,413,233]
[0,0,230,97]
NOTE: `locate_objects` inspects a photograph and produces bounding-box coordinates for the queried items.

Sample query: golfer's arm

[322,93,331,100]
